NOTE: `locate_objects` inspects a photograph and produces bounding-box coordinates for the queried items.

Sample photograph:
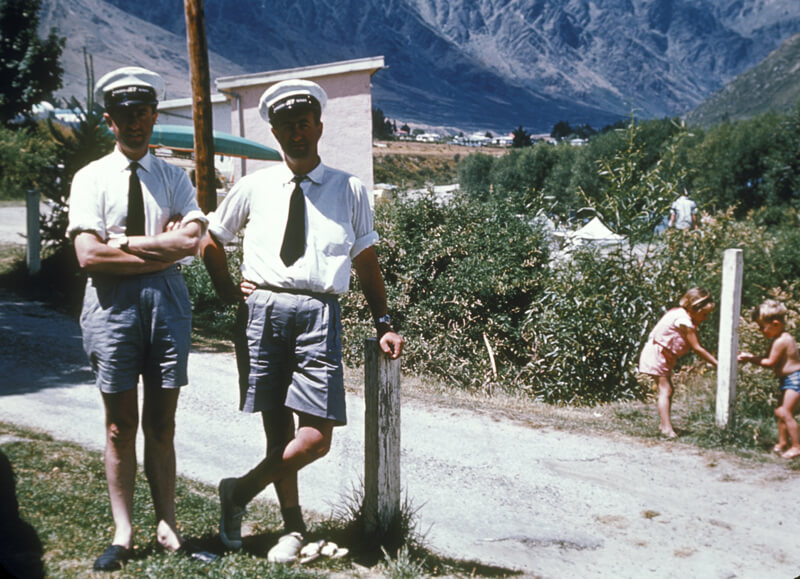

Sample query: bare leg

[777,390,800,459]
[101,389,140,549]
[233,412,333,508]
[656,375,677,437]
[141,384,181,550]
[774,392,790,453]
[263,409,299,509]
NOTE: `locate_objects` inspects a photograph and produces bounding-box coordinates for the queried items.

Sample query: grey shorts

[80,266,191,393]
[234,288,346,425]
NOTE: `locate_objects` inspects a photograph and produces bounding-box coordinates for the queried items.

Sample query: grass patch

[0,422,523,578]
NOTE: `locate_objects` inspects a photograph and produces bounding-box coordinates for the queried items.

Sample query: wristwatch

[375,314,393,338]
[118,235,130,252]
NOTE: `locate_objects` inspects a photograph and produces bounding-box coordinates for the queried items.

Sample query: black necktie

[126,162,145,236]
[280,175,306,266]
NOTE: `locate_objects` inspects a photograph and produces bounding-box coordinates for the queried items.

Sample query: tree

[0,0,65,124]
[372,107,395,140]
[551,120,573,140]
[511,125,531,148]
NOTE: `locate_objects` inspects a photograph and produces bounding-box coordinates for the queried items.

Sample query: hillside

[39,0,800,133]
[685,33,800,126]
[37,0,247,103]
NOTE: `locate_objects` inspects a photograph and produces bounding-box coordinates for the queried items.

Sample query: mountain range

[40,0,800,133]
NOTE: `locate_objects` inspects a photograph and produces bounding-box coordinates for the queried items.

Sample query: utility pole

[184,0,216,212]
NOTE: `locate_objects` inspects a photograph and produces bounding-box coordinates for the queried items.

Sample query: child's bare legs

[655,375,678,438]
[775,389,800,459]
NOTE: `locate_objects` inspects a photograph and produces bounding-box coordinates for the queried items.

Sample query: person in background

[201,79,404,564]
[67,66,214,570]
[668,188,698,231]
[638,288,718,438]
[738,299,800,460]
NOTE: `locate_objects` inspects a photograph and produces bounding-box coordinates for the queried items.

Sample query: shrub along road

[1,289,798,578]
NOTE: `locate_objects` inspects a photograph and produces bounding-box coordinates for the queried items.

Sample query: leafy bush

[0,124,57,200]
[521,247,659,404]
[341,192,551,390]
[183,243,242,342]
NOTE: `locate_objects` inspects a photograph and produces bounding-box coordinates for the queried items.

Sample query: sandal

[267,532,304,564]
[299,540,349,564]
[93,544,132,571]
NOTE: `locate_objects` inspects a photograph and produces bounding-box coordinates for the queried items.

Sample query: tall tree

[372,107,395,140]
[512,125,532,148]
[0,0,64,124]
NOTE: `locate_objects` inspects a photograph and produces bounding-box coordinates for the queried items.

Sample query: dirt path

[1,290,798,578]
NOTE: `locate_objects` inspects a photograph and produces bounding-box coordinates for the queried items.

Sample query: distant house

[216,56,385,191]
[415,132,441,143]
[452,132,490,147]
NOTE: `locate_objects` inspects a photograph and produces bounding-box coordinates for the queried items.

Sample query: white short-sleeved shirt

[67,147,208,244]
[208,161,378,295]
[670,195,697,230]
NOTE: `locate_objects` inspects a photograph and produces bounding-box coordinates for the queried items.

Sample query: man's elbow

[175,226,204,256]
[183,233,203,255]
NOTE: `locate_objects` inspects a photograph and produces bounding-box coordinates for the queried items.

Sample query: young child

[639,288,718,438]
[737,299,800,460]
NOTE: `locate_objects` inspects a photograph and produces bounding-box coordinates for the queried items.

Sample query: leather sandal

[93,544,131,571]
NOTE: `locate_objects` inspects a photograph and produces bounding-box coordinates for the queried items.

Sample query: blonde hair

[679,287,714,313]
[751,299,787,324]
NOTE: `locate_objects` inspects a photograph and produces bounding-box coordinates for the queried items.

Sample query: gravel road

[1,205,799,578]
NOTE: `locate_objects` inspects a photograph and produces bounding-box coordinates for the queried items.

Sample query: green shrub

[521,246,660,404]
[184,242,242,342]
[341,192,551,389]
[0,124,57,200]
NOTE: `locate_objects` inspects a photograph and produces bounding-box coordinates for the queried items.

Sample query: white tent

[566,216,625,246]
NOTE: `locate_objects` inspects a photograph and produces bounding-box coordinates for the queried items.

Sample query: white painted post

[25,189,40,275]
[363,337,401,537]
[716,248,743,428]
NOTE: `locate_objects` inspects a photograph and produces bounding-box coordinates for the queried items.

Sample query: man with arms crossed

[68,66,212,570]
[201,79,404,563]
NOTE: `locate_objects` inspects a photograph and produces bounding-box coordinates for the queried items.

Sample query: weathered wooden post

[184,0,216,213]
[25,190,40,275]
[716,248,743,428]
[364,337,401,537]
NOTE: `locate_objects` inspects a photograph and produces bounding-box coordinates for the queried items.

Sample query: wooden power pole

[184,0,216,212]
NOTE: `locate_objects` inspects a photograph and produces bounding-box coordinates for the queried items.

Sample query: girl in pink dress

[639,288,718,437]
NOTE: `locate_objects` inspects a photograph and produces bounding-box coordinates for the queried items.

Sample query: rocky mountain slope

[685,32,800,126]
[40,0,800,133]
[37,0,246,104]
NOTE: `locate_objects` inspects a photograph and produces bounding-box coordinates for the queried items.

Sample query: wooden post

[364,337,401,537]
[184,0,216,212]
[716,248,743,428]
[25,190,40,275]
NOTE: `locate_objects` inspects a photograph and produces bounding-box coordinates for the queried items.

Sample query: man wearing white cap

[67,66,212,570]
[201,79,404,562]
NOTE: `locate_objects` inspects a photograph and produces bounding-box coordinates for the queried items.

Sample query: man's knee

[308,433,331,459]
[107,418,137,447]
[299,425,333,460]
[141,415,176,443]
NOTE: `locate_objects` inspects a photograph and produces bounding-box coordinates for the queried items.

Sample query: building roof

[215,56,386,91]
[159,93,229,111]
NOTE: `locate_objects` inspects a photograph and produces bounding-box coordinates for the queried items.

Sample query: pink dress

[638,307,695,377]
